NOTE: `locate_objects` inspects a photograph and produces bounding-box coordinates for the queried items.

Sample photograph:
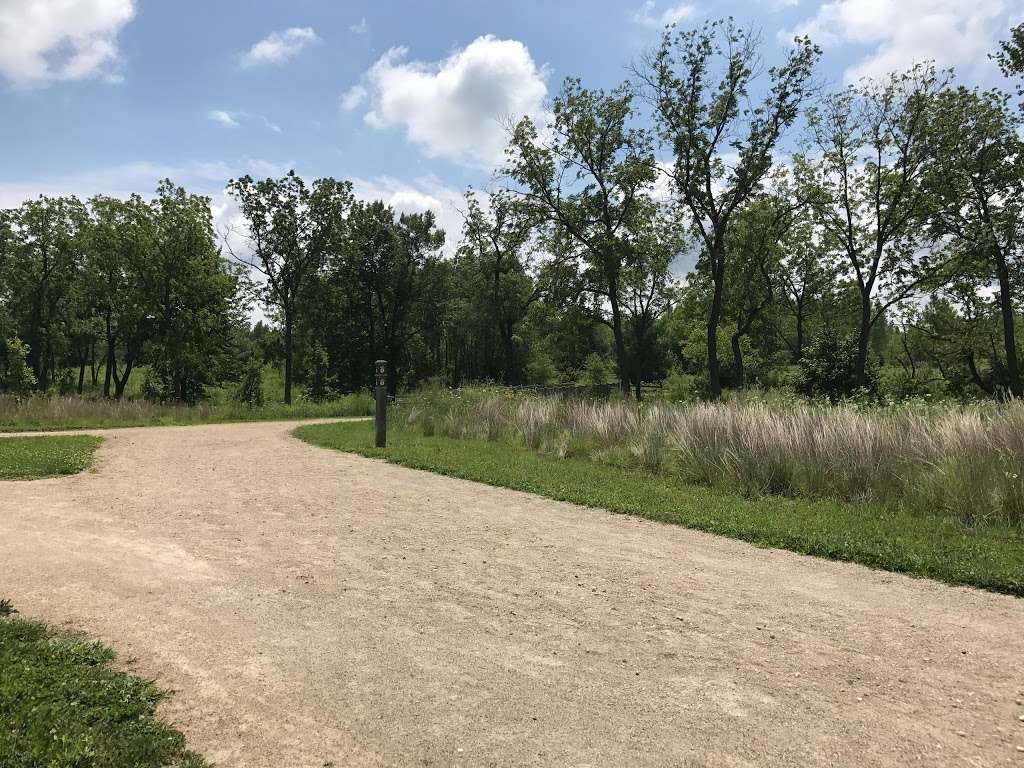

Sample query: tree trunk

[854,291,872,387]
[114,357,134,399]
[77,360,86,395]
[706,253,726,400]
[103,312,114,399]
[607,280,630,397]
[731,332,745,389]
[794,301,805,362]
[283,313,293,405]
[994,250,1021,396]
[89,338,98,387]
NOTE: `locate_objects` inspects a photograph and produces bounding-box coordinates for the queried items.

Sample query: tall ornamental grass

[402,389,1024,527]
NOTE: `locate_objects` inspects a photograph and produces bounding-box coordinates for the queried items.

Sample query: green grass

[0,394,373,433]
[0,604,208,768]
[0,435,102,479]
[295,420,1024,597]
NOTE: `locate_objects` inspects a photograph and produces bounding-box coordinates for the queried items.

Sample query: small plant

[0,598,16,617]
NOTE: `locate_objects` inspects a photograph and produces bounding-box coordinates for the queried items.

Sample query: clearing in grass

[295,419,1024,596]
[0,434,102,480]
[0,601,208,768]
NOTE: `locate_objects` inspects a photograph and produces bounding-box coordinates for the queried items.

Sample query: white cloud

[351,175,466,254]
[0,0,135,88]
[356,35,548,168]
[632,1,697,28]
[207,110,282,133]
[240,26,319,68]
[349,17,368,35]
[208,109,240,127]
[340,84,367,111]
[789,0,1011,82]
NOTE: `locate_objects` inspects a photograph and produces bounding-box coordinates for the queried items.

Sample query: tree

[641,19,819,398]
[775,206,838,362]
[85,194,156,399]
[336,201,445,395]
[5,195,88,391]
[145,181,247,403]
[455,189,541,384]
[718,175,803,387]
[797,64,954,387]
[506,78,664,396]
[926,87,1024,396]
[227,171,353,403]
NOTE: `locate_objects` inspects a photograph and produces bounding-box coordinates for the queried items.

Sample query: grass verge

[0,602,208,768]
[295,420,1024,597]
[0,394,373,433]
[0,435,102,479]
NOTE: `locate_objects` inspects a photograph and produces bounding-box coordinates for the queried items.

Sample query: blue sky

[1,0,1022,245]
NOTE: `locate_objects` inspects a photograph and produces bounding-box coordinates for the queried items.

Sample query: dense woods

[3,18,1024,405]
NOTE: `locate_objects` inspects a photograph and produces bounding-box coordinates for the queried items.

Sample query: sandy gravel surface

[1,420,1023,767]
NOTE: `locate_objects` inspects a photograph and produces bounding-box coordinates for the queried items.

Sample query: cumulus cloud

[354,35,548,168]
[349,17,368,35]
[632,1,697,28]
[240,26,319,68]
[340,84,367,111]
[0,0,135,88]
[789,0,1011,82]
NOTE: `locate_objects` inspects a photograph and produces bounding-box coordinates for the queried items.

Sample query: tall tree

[506,78,662,395]
[720,186,797,387]
[456,189,542,384]
[85,194,157,399]
[336,201,445,395]
[797,64,953,386]
[227,171,353,403]
[926,87,1024,396]
[146,180,247,403]
[641,19,819,398]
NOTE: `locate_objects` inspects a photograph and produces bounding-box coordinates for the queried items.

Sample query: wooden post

[374,359,387,448]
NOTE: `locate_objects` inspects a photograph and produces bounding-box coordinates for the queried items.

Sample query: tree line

[3,18,1024,403]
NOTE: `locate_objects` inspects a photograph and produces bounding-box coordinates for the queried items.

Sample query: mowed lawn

[296,420,1024,597]
[0,435,102,480]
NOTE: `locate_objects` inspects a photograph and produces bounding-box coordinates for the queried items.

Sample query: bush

[1,338,36,397]
[579,353,615,386]
[232,361,265,408]
[795,333,877,402]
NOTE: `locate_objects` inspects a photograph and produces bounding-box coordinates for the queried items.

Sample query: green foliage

[233,360,266,408]
[525,350,558,385]
[0,337,36,397]
[297,420,1024,596]
[796,333,877,402]
[579,353,615,385]
[0,609,209,767]
[0,435,101,479]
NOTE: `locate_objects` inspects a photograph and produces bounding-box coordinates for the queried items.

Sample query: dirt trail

[1,420,1022,767]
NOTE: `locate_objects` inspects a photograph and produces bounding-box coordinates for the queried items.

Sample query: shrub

[795,333,877,402]
[579,353,615,386]
[232,361,265,408]
[1,337,36,397]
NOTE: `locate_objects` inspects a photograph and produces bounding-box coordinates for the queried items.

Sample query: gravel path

[1,420,1022,767]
